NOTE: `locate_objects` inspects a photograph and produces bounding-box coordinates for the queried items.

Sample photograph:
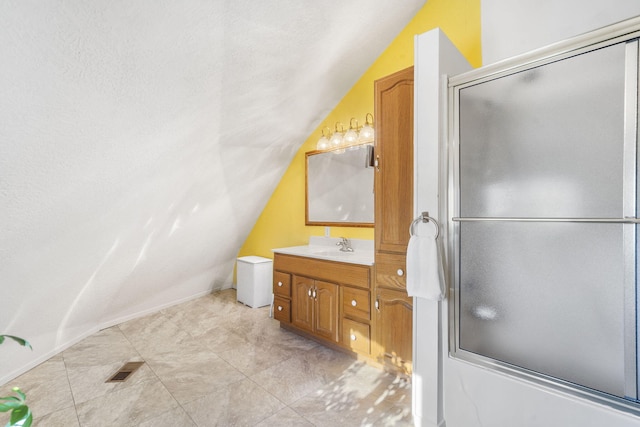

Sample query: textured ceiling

[0,0,425,381]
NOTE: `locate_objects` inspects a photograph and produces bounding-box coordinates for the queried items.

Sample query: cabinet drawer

[375,253,407,290]
[343,286,370,320]
[273,271,291,297]
[273,296,291,323]
[342,318,370,355]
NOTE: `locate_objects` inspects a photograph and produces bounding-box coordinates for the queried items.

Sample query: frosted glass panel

[459,222,626,397]
[459,43,626,218]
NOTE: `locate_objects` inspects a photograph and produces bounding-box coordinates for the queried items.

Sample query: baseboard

[411,415,446,427]
[0,326,100,386]
[99,288,214,330]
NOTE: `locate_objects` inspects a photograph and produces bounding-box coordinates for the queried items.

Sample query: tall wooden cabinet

[373,66,414,375]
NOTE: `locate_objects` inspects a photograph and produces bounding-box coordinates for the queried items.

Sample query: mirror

[306,143,374,227]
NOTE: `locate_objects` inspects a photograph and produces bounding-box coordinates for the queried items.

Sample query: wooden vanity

[275,66,415,375]
[272,252,374,359]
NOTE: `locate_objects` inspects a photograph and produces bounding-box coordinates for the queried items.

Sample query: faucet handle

[337,237,353,252]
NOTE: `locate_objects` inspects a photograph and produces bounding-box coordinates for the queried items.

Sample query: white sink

[272,237,374,266]
[309,249,355,257]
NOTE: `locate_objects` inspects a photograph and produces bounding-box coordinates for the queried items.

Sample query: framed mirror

[305,143,374,227]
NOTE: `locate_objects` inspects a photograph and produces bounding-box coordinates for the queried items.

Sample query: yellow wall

[238,0,481,260]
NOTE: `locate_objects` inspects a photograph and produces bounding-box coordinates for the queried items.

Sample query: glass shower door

[454,39,637,400]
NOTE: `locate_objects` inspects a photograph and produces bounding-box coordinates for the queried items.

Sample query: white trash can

[236,256,273,308]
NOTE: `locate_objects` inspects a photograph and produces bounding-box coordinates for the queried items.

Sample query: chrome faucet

[337,237,354,252]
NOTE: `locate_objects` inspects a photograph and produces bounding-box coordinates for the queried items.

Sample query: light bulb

[317,136,330,150]
[344,118,359,147]
[358,123,374,143]
[329,132,343,149]
[330,122,344,151]
[343,128,358,146]
[359,113,374,143]
[317,127,331,150]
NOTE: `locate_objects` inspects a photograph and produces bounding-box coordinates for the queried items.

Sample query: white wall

[0,0,425,384]
[481,0,640,65]
[413,2,640,426]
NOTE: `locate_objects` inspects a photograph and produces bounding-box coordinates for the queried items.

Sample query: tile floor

[4,289,412,426]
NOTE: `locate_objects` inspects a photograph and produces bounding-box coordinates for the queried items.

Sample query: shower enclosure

[449,31,640,412]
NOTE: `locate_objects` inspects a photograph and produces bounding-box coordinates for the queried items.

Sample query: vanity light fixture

[315,114,374,152]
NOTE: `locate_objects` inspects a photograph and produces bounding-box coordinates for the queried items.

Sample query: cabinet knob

[278,281,283,287]
[397,269,404,277]
[277,306,283,311]
[351,299,357,307]
[350,334,357,341]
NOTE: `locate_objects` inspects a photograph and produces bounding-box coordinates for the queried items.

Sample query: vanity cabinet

[373,66,414,375]
[273,253,372,357]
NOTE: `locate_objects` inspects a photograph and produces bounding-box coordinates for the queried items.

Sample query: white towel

[406,223,445,300]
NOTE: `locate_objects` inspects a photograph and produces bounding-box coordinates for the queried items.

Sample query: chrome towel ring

[409,211,440,239]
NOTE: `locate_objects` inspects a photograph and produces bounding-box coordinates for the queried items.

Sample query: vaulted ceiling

[0,0,426,380]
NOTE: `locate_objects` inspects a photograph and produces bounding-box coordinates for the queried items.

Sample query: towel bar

[410,211,440,239]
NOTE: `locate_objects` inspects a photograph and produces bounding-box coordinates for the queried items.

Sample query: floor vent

[106,361,144,383]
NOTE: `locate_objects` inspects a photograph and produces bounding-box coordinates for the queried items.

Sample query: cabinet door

[292,275,314,333]
[375,288,413,374]
[315,280,339,343]
[374,66,414,254]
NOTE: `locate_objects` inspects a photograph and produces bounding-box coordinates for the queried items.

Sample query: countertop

[272,237,374,266]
